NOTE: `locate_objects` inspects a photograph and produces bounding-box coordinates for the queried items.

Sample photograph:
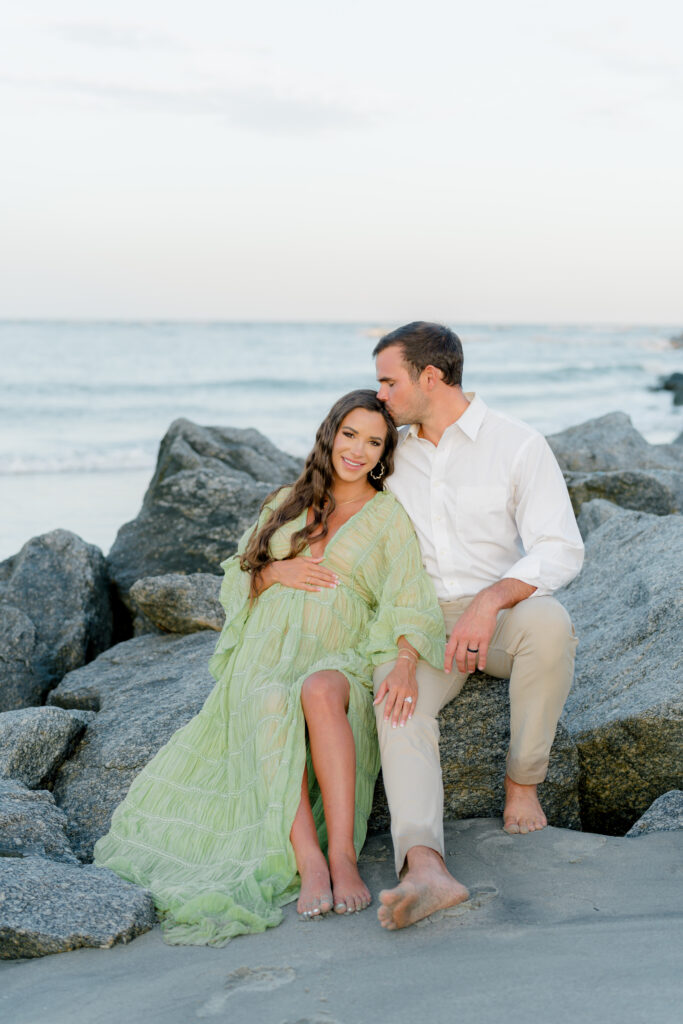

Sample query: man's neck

[416,387,470,446]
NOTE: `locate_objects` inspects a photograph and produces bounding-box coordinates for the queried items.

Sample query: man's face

[375,345,428,426]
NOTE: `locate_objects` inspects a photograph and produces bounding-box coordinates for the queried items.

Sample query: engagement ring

[404,696,413,703]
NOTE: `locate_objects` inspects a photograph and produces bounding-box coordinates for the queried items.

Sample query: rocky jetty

[107,419,302,605]
[0,409,681,957]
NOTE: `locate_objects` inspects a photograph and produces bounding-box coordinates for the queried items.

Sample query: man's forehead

[375,345,408,376]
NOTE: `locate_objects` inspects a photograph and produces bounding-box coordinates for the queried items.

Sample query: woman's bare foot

[329,850,372,914]
[503,775,548,834]
[297,851,333,919]
[378,846,469,931]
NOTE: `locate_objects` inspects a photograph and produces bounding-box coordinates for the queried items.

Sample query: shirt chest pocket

[455,485,509,542]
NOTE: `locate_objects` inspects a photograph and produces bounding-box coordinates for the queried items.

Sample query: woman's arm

[372,636,419,729]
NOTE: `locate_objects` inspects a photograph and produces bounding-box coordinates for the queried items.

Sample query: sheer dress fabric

[94,490,445,946]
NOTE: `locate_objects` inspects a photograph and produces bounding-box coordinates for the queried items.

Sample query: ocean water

[1,321,681,561]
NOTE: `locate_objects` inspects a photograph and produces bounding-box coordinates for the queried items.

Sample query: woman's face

[331,408,387,485]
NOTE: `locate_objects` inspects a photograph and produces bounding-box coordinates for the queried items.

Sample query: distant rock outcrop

[0,530,112,711]
[107,419,302,604]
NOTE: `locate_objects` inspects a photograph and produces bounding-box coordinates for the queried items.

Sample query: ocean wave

[0,450,155,476]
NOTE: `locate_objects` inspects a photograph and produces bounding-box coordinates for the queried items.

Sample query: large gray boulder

[47,631,218,860]
[0,706,92,789]
[129,573,224,635]
[0,530,112,711]
[547,412,683,516]
[107,419,302,603]
[0,858,155,958]
[625,790,683,837]
[558,507,683,834]
[0,780,78,863]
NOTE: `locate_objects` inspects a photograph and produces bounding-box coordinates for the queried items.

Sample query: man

[372,321,584,930]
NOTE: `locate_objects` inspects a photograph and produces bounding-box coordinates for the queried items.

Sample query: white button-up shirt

[386,394,584,601]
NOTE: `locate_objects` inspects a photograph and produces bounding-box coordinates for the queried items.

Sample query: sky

[1,1,682,323]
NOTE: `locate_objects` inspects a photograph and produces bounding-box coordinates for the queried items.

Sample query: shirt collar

[405,392,487,444]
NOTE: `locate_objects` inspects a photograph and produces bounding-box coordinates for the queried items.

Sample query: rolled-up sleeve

[502,434,584,596]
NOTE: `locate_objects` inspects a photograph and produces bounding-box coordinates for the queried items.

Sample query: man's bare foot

[377,846,469,931]
[297,851,333,919]
[328,850,372,914]
[503,774,548,834]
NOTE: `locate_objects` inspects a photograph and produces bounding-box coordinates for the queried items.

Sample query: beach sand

[2,819,681,1024]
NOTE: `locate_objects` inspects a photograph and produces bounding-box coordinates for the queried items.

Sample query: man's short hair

[373,321,464,387]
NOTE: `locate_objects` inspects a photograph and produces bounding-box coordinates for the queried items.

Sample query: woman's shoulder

[368,490,414,531]
[263,484,295,513]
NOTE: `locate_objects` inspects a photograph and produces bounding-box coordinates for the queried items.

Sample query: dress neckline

[304,491,383,558]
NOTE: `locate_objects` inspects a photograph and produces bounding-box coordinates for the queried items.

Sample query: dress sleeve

[363,499,445,671]
[207,491,286,681]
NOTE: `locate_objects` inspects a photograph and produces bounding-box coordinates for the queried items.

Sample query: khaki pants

[373,596,578,874]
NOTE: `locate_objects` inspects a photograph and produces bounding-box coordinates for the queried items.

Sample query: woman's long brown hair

[240,389,398,595]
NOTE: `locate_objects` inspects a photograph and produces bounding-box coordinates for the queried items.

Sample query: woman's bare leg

[301,670,371,914]
[290,766,333,917]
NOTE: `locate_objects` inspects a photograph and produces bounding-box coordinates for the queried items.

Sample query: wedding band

[404,696,413,703]
[467,647,479,653]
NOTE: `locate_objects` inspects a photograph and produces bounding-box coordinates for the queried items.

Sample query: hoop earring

[369,460,385,481]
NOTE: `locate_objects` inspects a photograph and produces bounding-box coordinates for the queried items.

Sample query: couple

[94,321,584,943]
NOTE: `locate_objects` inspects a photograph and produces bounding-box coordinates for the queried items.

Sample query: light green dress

[94,490,445,946]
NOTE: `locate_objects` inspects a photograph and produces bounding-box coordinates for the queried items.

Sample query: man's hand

[444,578,537,674]
[373,659,418,729]
[444,592,499,674]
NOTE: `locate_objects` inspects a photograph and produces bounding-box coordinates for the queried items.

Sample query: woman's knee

[301,670,348,713]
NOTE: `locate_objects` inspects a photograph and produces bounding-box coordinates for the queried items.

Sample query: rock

[129,573,224,635]
[576,498,623,538]
[626,790,683,837]
[654,371,683,405]
[369,672,581,833]
[0,857,155,958]
[107,419,302,604]
[558,508,683,834]
[0,530,112,711]
[564,469,682,517]
[547,411,681,473]
[547,412,683,516]
[47,631,217,860]
[0,780,78,863]
[0,707,89,789]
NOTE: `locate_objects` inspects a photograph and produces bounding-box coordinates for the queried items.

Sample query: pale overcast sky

[1,1,681,322]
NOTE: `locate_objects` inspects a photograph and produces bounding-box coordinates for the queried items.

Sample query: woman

[94,390,445,946]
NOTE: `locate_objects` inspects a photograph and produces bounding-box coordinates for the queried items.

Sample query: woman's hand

[262,556,339,593]
[373,658,418,729]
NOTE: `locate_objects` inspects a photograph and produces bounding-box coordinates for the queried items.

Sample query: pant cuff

[393,828,445,877]
[506,754,549,786]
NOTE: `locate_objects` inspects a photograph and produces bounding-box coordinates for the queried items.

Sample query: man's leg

[373,599,471,929]
[484,596,578,834]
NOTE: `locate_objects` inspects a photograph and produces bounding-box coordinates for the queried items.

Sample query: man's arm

[445,432,583,674]
[444,577,535,674]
